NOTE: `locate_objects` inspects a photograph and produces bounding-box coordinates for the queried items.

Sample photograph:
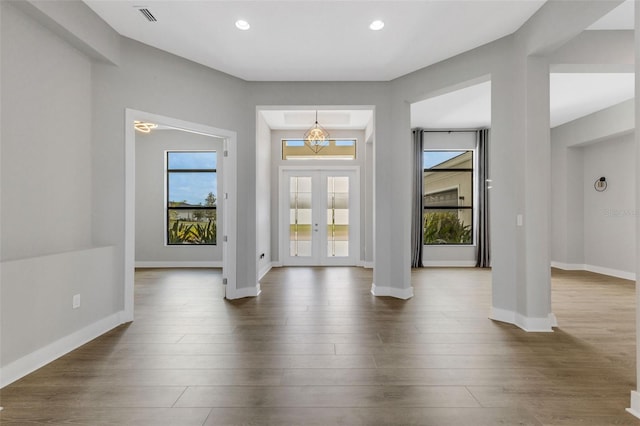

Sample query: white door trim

[124,109,238,321]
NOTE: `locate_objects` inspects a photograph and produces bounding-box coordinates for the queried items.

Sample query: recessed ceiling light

[235,20,250,31]
[369,20,384,31]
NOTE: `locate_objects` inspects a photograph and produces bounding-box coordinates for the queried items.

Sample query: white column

[371,101,413,299]
[522,55,555,329]
[489,44,555,332]
[626,0,640,419]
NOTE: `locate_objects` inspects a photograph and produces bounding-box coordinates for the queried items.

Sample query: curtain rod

[420,130,481,133]
[411,128,489,134]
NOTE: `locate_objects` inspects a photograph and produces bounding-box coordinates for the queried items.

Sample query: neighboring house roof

[170,202,202,208]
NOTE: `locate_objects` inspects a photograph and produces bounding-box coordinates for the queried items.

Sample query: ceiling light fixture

[134,121,158,133]
[369,20,385,31]
[235,20,250,30]
[304,111,330,154]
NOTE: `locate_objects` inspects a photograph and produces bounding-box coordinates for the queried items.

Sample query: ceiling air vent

[138,8,157,22]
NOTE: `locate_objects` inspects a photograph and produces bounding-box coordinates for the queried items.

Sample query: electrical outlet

[73,294,81,309]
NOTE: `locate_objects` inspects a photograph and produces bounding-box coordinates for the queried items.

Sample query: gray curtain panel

[411,129,424,268]
[476,128,490,268]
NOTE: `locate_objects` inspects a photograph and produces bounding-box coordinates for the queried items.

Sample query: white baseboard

[551,261,635,281]
[226,283,261,300]
[584,264,635,281]
[362,261,374,269]
[258,262,273,281]
[135,261,222,268]
[0,311,126,388]
[370,283,414,300]
[627,391,640,419]
[490,307,556,332]
[550,261,585,270]
[422,260,477,267]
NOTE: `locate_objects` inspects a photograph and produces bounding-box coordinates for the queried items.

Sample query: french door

[281,168,359,266]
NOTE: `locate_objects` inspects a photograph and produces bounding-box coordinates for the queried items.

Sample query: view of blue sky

[168,151,217,169]
[423,151,464,168]
[167,152,217,205]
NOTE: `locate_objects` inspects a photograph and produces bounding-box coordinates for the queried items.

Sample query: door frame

[278,165,360,266]
[125,109,239,322]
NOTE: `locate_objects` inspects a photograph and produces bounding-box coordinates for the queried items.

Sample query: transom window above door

[282,139,356,160]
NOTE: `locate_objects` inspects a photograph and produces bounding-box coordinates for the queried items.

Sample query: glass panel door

[281,169,358,266]
[327,176,349,257]
[289,176,313,257]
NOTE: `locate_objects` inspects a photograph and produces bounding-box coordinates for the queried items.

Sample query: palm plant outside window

[166,151,217,245]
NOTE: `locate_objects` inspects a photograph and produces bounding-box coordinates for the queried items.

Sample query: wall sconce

[594,176,607,192]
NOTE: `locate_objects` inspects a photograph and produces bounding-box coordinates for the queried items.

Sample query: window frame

[166,150,217,246]
[423,149,475,246]
[281,138,357,160]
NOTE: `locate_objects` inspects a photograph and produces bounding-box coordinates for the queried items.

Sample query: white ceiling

[84,0,545,82]
[84,0,635,130]
[261,109,373,130]
[587,0,633,30]
[549,73,634,127]
[411,81,492,129]
[410,0,635,130]
[410,73,635,129]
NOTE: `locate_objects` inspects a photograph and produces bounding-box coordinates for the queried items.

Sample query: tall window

[423,150,473,245]
[166,151,217,245]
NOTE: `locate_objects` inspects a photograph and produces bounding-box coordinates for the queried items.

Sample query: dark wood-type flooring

[1,267,639,425]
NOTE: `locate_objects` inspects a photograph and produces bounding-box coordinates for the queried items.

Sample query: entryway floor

[1,267,638,425]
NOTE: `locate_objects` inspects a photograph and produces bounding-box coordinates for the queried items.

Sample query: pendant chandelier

[304,111,330,154]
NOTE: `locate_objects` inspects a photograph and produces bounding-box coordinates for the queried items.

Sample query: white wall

[9,0,121,66]
[135,129,223,266]
[1,247,118,385]
[550,144,585,267]
[91,37,251,294]
[551,100,635,280]
[1,2,92,261]
[2,0,251,385]
[1,2,121,384]
[256,113,272,278]
[364,137,374,265]
[549,30,633,72]
[582,133,635,278]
